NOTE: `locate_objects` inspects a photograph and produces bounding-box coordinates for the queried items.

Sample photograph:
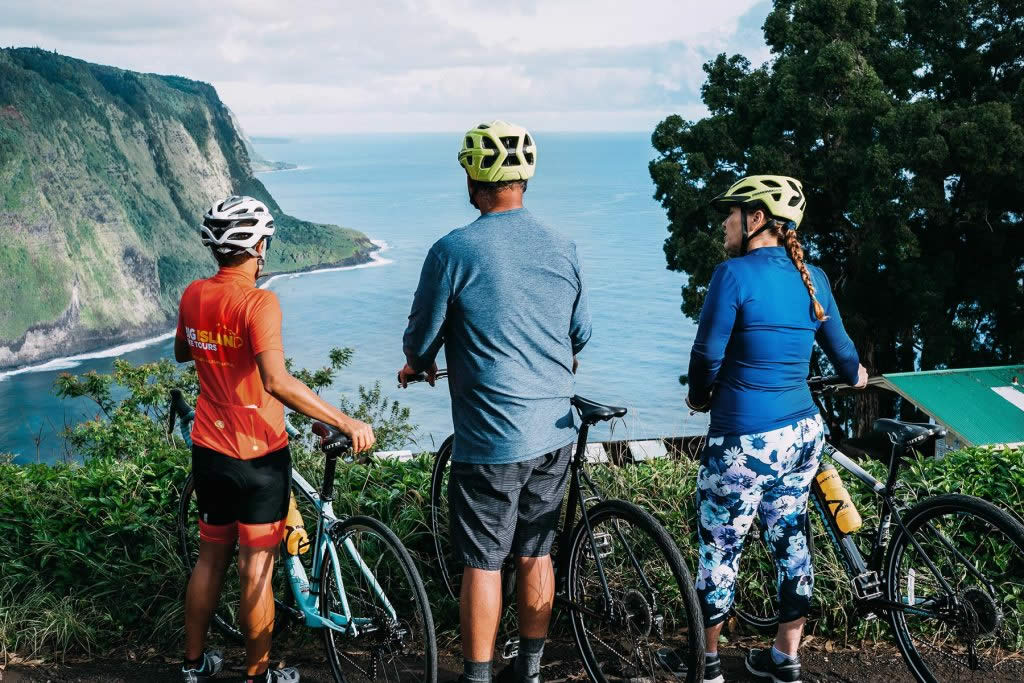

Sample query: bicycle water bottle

[284,492,310,555]
[815,463,863,534]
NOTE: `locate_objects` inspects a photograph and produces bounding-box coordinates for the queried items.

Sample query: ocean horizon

[0,132,705,463]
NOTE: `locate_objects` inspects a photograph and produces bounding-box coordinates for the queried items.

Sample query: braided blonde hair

[769,222,827,321]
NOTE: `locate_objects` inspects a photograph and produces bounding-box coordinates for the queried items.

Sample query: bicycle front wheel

[321,515,437,683]
[567,499,705,683]
[884,493,1024,682]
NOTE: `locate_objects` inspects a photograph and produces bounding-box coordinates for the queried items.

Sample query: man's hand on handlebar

[398,361,437,388]
[335,414,375,453]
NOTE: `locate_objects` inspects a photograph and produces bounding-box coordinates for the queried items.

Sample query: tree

[650,0,1024,433]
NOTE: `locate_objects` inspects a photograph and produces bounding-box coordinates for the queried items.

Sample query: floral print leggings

[695,414,824,626]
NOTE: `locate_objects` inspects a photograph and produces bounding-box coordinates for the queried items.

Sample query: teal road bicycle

[168,390,438,682]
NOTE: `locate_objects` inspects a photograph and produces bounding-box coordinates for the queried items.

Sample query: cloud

[0,0,773,134]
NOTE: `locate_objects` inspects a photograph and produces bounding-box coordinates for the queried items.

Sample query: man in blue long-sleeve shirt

[399,121,590,683]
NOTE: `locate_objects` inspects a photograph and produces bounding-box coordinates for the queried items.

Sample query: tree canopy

[651,0,1024,413]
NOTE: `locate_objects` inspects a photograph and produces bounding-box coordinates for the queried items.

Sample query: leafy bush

[2,355,1021,658]
[0,350,415,657]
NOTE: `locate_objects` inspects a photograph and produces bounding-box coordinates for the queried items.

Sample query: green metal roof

[880,365,1024,447]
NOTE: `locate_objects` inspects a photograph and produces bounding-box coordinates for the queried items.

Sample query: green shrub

[2,352,1022,658]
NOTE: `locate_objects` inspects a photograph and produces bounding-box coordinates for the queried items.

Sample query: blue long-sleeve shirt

[687,246,860,437]
[403,208,592,464]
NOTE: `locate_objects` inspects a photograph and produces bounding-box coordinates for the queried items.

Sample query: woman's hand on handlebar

[854,364,869,389]
[398,362,437,388]
[335,414,375,453]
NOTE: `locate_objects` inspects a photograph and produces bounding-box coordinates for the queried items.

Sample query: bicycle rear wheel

[177,472,292,642]
[884,494,1024,682]
[567,499,705,683]
[321,515,437,683]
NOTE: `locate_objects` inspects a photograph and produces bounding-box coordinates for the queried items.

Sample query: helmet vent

[787,179,801,192]
[761,179,781,188]
[524,134,533,147]
[478,123,490,129]
[735,185,757,194]
[524,151,534,164]
[465,137,474,148]
[234,218,258,227]
[772,193,782,202]
[788,195,802,207]
[500,136,518,151]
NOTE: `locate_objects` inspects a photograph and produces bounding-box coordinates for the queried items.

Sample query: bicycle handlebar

[401,368,449,386]
[806,375,847,392]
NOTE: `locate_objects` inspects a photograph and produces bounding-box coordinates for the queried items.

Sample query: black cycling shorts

[192,444,291,548]
[448,444,573,571]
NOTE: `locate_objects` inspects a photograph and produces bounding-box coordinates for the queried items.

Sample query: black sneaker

[655,648,721,682]
[745,648,801,683]
[494,660,543,683]
[181,649,224,682]
[245,667,300,682]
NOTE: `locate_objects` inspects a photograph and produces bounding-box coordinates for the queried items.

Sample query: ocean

[0,133,705,463]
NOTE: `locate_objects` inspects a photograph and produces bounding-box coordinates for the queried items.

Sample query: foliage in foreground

[1,356,1022,658]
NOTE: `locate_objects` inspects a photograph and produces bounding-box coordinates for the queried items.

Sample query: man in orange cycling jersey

[175,195,374,683]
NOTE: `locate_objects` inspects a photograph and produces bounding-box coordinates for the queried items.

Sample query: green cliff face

[0,48,373,368]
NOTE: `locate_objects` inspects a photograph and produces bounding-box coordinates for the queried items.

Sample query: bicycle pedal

[501,638,519,660]
[593,531,614,558]
[851,571,883,601]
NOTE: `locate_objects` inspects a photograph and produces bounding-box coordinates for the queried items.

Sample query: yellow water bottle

[815,463,863,534]
[284,493,309,555]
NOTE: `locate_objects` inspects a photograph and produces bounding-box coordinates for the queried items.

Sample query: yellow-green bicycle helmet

[711,174,806,227]
[458,120,536,183]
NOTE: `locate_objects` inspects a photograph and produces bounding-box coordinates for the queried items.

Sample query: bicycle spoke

[322,518,434,683]
[889,503,1024,680]
[569,502,702,683]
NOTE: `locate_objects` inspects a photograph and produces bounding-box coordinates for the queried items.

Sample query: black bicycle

[407,370,706,683]
[733,376,1024,682]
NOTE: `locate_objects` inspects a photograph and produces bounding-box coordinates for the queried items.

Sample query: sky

[1,0,773,135]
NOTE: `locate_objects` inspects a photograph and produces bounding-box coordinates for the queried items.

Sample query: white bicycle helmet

[200,195,275,258]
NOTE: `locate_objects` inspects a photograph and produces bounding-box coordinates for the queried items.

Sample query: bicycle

[168,389,438,682]
[731,376,1024,682]
[406,370,706,683]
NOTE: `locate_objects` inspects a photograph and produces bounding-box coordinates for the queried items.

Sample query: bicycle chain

[913,599,993,674]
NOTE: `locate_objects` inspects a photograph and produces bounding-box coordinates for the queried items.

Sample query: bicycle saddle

[571,395,627,424]
[871,418,946,449]
[312,422,353,454]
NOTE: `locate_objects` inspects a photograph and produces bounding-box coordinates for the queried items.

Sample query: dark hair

[468,178,528,199]
[212,238,263,267]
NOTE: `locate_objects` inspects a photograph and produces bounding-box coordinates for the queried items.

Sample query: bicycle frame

[553,417,655,622]
[808,400,975,620]
[169,394,396,636]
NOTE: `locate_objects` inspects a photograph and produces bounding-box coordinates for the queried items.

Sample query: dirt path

[0,642,926,683]
[4,636,1023,682]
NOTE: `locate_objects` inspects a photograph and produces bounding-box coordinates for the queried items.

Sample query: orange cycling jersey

[176,267,288,459]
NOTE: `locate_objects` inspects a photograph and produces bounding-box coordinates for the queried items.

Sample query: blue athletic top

[403,208,592,464]
[687,246,860,436]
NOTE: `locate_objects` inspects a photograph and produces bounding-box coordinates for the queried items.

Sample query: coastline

[0,240,390,381]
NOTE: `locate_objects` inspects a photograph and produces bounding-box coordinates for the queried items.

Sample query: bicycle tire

[177,471,291,643]
[321,515,438,683]
[428,435,459,601]
[567,499,705,683]
[884,493,1024,683]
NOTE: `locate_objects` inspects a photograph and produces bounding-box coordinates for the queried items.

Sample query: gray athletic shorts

[449,444,573,571]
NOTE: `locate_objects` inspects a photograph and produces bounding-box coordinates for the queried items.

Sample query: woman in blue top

[686,175,867,683]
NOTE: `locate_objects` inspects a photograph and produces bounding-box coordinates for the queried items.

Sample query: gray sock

[515,636,546,679]
[464,659,492,683]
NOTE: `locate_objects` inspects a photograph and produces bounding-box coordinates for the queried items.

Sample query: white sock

[771,645,796,664]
